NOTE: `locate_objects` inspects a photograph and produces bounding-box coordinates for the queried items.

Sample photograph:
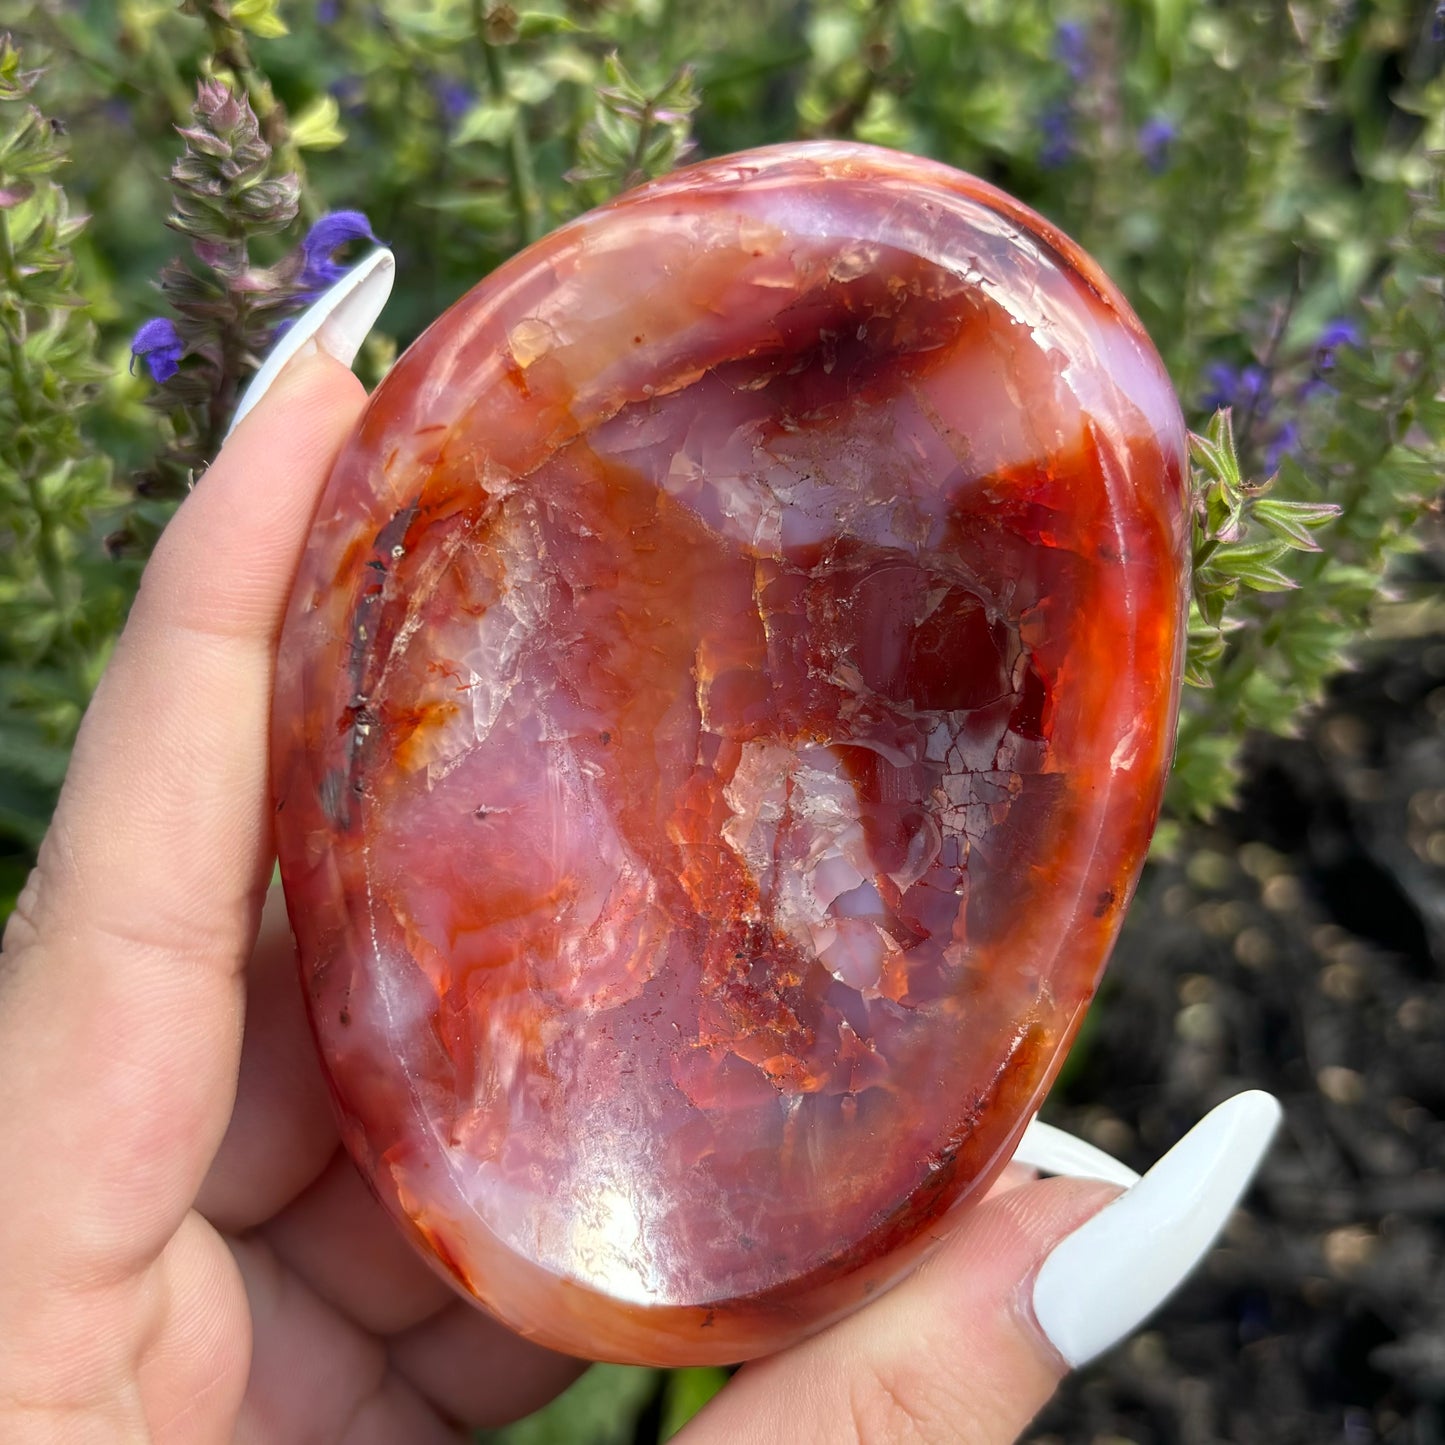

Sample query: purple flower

[299,209,380,295]
[1138,115,1176,174]
[129,317,184,384]
[1240,365,1270,407]
[1265,420,1301,472]
[1315,317,1360,371]
[433,77,472,126]
[1040,101,1075,170]
[1200,361,1269,415]
[1053,21,1090,82]
[317,0,341,23]
[329,75,366,112]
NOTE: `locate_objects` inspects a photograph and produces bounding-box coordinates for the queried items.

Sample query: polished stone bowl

[272,141,1188,1365]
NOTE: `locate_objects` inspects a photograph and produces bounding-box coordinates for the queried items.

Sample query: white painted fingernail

[225,246,395,440]
[1014,1118,1141,1189]
[1031,1090,1282,1368]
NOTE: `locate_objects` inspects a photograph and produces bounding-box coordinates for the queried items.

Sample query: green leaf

[507,67,557,107]
[230,0,289,39]
[0,769,56,849]
[1250,497,1342,551]
[1207,538,1298,591]
[1190,408,1243,488]
[660,1368,730,1439]
[454,100,520,147]
[516,12,582,40]
[0,34,42,101]
[479,1366,660,1445]
[0,719,72,789]
[289,94,346,151]
[1165,727,1244,822]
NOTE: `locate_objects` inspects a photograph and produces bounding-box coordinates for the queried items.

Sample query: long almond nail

[1030,1090,1282,1368]
[225,246,395,441]
[1013,1117,1141,1188]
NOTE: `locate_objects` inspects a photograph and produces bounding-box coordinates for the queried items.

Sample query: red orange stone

[272,142,1189,1365]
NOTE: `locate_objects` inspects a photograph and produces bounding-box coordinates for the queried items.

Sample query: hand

[0,256,1279,1444]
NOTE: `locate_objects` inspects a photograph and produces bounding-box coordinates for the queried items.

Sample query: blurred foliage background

[0,0,1442,1440]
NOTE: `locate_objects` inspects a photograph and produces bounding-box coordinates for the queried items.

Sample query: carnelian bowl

[272,142,1189,1365]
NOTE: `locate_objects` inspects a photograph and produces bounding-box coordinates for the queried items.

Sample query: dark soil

[1026,625,1445,1445]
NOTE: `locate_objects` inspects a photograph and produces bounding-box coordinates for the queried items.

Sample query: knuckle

[1,815,81,979]
[846,1355,962,1445]
[1,865,47,968]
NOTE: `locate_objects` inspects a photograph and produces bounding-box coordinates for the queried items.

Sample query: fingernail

[1013,1118,1141,1189]
[1030,1090,1282,1368]
[225,247,396,441]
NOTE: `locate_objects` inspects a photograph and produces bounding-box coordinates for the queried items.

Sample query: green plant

[0,33,131,905]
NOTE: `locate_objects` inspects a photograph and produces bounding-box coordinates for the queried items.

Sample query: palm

[202,899,583,1441]
[3,888,581,1443]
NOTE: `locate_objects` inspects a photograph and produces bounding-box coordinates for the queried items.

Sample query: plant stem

[203,304,249,465]
[474,2,542,245]
[0,210,78,655]
[623,101,661,192]
[142,26,205,127]
[804,0,897,139]
[198,6,319,223]
[1236,263,1302,455]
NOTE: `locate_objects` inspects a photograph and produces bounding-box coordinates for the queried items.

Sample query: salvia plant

[127,77,304,504]
[120,78,380,524]
[0,33,131,904]
[0,0,1441,1435]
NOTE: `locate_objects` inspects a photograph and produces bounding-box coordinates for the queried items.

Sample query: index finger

[0,325,372,1282]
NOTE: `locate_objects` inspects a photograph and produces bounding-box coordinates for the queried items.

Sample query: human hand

[0,255,1279,1444]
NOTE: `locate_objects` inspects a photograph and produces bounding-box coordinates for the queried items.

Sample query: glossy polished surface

[272,142,1190,1365]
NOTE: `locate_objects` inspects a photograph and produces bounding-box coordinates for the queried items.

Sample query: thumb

[678,1091,1281,1445]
